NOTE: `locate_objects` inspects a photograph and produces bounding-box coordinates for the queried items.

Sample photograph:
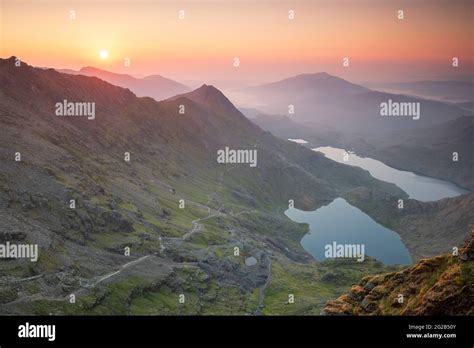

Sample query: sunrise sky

[1,0,473,85]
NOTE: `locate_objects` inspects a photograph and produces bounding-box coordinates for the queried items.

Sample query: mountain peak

[277,72,365,87]
[143,74,165,80]
[295,72,331,79]
[254,71,369,96]
[170,84,234,110]
[1,56,31,69]
[195,83,221,93]
[167,84,257,127]
[80,66,100,72]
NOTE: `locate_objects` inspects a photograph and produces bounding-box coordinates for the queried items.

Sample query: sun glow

[99,50,108,60]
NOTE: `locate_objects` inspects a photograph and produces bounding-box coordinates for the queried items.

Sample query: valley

[0,57,405,315]
[0,56,472,316]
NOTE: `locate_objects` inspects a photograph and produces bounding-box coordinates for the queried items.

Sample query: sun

[99,49,109,60]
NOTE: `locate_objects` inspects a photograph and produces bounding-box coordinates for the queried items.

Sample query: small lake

[285,198,412,265]
[288,138,309,144]
[314,146,468,202]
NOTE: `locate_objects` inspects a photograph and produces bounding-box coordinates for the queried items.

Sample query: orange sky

[1,0,473,84]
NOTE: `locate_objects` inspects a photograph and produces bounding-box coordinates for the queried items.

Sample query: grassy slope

[323,232,473,315]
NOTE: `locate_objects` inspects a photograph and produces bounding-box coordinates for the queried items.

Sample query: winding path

[254,258,273,315]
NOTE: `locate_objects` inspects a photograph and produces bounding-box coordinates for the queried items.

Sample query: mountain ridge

[253,72,369,95]
[235,72,470,133]
[55,64,190,101]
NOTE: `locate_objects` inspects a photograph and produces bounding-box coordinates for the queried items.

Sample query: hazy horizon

[1,0,473,86]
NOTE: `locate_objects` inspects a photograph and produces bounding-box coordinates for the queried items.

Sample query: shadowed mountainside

[252,112,474,191]
[352,116,474,191]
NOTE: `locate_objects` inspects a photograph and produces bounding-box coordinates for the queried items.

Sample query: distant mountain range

[237,73,470,133]
[57,66,190,101]
[366,80,474,104]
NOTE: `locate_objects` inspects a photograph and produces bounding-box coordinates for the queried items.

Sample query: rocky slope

[323,230,473,315]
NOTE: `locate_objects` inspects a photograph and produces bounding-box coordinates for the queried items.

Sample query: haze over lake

[314,146,468,202]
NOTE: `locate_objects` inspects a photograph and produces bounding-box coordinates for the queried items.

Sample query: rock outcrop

[323,230,474,315]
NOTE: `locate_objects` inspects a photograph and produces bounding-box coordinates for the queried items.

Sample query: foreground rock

[323,230,473,315]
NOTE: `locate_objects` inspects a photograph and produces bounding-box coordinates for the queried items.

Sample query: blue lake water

[284,144,468,265]
[313,146,468,202]
[285,198,412,265]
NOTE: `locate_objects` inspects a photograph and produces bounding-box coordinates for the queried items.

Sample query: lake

[284,144,468,265]
[288,138,309,144]
[314,146,468,202]
[285,198,412,265]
